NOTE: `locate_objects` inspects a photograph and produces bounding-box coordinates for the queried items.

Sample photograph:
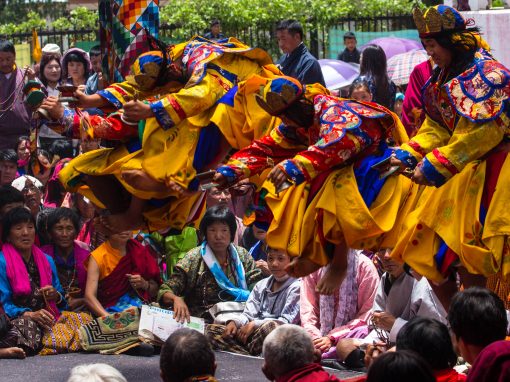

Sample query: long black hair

[430,27,482,82]
[360,44,393,108]
[39,53,62,87]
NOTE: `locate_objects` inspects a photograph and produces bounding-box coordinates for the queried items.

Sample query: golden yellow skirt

[140,73,280,187]
[391,158,510,283]
[264,166,418,266]
[58,143,204,232]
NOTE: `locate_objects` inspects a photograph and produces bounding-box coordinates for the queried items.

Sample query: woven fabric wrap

[79,307,140,354]
[39,312,94,355]
[99,0,160,82]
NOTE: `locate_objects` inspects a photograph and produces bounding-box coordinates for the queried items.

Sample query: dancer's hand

[268,167,289,190]
[236,321,256,344]
[73,89,95,108]
[39,96,64,119]
[313,336,333,353]
[123,100,153,121]
[389,156,406,172]
[222,321,238,338]
[172,296,190,324]
[411,166,432,186]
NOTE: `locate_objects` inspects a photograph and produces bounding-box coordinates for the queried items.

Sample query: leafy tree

[52,7,98,30]
[0,10,46,35]
[0,0,66,26]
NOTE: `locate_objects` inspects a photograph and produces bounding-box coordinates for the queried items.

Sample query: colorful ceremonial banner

[32,29,42,63]
[99,0,160,84]
[14,44,31,68]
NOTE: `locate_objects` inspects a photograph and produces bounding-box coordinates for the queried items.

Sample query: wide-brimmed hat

[255,76,305,116]
[126,51,167,90]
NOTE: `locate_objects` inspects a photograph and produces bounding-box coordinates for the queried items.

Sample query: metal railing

[0,13,415,60]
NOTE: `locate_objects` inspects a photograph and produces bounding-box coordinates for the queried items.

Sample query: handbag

[208,301,246,325]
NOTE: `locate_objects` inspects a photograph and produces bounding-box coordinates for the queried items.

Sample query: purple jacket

[41,240,90,292]
[0,67,31,149]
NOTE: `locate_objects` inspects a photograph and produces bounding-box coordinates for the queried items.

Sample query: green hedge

[0,1,421,36]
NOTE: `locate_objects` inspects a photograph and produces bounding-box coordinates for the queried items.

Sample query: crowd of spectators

[0,13,509,382]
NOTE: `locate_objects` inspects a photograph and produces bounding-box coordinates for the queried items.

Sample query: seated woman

[84,230,161,317]
[335,249,447,369]
[41,208,90,311]
[0,207,66,356]
[158,205,264,323]
[206,247,300,356]
[300,249,380,359]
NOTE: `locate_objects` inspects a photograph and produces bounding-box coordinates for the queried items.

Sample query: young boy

[337,32,361,64]
[85,45,103,95]
[206,248,300,356]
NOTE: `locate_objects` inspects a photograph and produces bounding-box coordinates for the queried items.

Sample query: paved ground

[1,351,365,382]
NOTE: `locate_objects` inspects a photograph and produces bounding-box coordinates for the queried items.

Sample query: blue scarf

[200,242,249,302]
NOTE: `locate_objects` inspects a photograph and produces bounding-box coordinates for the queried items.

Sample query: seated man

[448,287,508,367]
[0,149,19,186]
[335,249,447,368]
[301,250,380,359]
[160,328,218,382]
[206,248,300,356]
[262,324,341,382]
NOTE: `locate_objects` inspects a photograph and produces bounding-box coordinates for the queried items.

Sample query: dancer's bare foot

[121,169,167,193]
[100,213,144,233]
[316,266,347,295]
[285,257,321,278]
[0,347,26,359]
